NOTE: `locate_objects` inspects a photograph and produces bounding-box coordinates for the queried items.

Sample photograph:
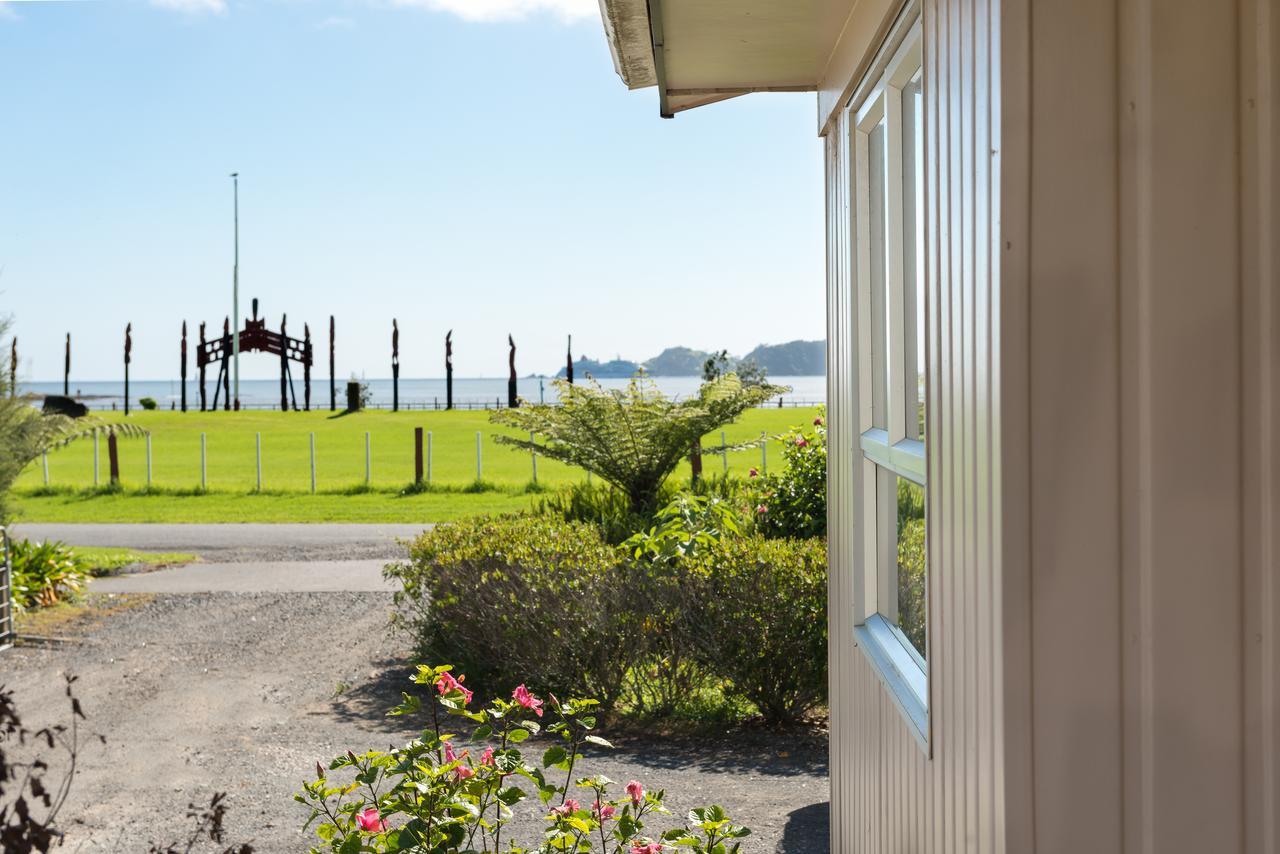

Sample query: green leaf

[507,727,530,743]
[542,746,568,769]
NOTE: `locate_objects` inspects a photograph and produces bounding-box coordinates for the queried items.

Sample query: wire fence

[62,397,825,413]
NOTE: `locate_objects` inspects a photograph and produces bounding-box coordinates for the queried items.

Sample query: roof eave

[597,0,658,91]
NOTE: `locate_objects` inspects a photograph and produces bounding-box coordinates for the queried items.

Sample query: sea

[18,375,827,411]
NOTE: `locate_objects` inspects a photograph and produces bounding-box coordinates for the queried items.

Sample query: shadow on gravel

[328,655,422,733]
[779,801,830,853]
[602,729,828,779]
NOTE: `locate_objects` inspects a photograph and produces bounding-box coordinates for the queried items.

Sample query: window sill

[854,614,930,752]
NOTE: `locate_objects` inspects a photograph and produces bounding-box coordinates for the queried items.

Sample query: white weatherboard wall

[824,0,1279,851]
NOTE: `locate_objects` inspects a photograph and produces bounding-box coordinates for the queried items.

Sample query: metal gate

[0,525,14,651]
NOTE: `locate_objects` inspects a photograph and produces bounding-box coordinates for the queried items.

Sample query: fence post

[200,432,207,490]
[721,431,728,474]
[427,431,433,484]
[414,427,424,484]
[530,431,538,484]
[309,432,317,494]
[146,433,153,486]
[256,432,262,491]
[93,429,100,486]
[107,431,120,485]
[475,431,482,481]
[365,431,372,485]
[761,431,768,474]
[42,451,49,486]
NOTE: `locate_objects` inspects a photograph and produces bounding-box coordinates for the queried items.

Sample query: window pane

[902,74,926,441]
[896,476,926,658]
[868,119,889,430]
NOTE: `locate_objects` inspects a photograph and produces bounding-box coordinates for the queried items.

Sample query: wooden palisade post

[329,315,336,412]
[199,322,207,412]
[507,334,518,408]
[180,322,188,412]
[566,334,573,385]
[107,429,120,485]
[392,319,400,413]
[221,317,230,411]
[303,323,312,412]
[279,314,289,411]
[123,324,132,415]
[8,337,15,398]
[64,333,71,396]
[445,330,454,411]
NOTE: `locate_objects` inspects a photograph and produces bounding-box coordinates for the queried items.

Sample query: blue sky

[0,0,823,380]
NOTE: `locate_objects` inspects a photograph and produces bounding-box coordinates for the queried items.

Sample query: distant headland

[553,340,825,379]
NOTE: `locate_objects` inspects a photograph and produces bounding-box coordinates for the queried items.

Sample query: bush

[688,535,828,723]
[896,478,927,654]
[9,539,88,611]
[387,516,635,707]
[138,396,158,410]
[532,481,648,545]
[296,664,752,853]
[754,410,827,539]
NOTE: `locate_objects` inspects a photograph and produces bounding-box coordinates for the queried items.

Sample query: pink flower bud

[625,780,644,805]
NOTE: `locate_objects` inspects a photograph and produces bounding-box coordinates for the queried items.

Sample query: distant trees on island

[553,340,825,379]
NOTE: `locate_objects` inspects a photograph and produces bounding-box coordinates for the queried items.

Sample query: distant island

[553,340,825,379]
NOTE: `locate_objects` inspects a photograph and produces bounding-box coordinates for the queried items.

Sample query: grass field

[12,406,819,523]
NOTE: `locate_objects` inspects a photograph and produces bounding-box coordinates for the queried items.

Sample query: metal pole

[200,432,207,489]
[146,434,153,486]
[256,432,262,491]
[427,431,433,484]
[365,431,371,485]
[42,451,49,486]
[531,431,538,484]
[761,431,768,474]
[309,432,316,494]
[721,431,728,474]
[231,172,240,410]
[93,429,99,486]
[475,431,482,481]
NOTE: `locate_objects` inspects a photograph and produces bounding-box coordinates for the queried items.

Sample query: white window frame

[847,22,930,747]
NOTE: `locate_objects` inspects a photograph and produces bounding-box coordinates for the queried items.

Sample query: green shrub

[896,478,927,654]
[386,516,635,707]
[754,410,827,539]
[688,535,828,723]
[532,481,648,545]
[9,539,88,611]
[138,396,158,410]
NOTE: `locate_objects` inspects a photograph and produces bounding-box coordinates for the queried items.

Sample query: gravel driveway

[2,527,829,852]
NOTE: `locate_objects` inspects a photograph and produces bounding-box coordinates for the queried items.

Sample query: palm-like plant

[0,318,143,522]
[491,374,785,514]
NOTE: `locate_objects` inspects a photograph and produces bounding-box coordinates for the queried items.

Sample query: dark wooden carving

[508,334,518,409]
[445,330,454,411]
[9,337,15,398]
[124,324,132,415]
[199,322,208,411]
[329,315,336,412]
[195,301,310,413]
[392,319,400,413]
[64,333,71,396]
[221,317,231,411]
[566,335,574,385]
[108,430,120,485]
[303,323,312,412]
[180,322,188,412]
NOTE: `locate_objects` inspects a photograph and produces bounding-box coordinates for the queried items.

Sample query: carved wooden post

[221,317,231,412]
[329,315,336,412]
[64,333,71,396]
[566,335,574,385]
[180,322,188,412]
[123,324,132,415]
[280,314,289,412]
[392,319,400,413]
[8,337,15,398]
[445,330,454,411]
[508,334,518,408]
[199,322,207,412]
[303,323,312,412]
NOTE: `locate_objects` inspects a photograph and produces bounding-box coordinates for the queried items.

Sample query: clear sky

[0,0,824,381]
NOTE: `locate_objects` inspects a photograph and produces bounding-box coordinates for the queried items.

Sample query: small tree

[491,375,784,514]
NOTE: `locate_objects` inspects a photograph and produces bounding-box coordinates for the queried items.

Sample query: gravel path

[92,559,394,593]
[4,591,829,852]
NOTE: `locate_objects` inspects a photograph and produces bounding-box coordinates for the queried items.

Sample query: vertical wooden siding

[826,0,1010,850]
[828,0,1276,851]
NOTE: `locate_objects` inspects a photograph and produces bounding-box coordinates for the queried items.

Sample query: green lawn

[12,407,818,523]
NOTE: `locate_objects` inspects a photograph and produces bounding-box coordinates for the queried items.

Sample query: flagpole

[231,172,240,410]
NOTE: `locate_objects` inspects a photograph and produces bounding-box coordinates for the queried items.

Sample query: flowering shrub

[297,664,752,853]
[753,411,826,540]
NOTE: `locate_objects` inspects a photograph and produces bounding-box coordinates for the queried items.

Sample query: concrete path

[12,522,429,563]
[91,558,394,593]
